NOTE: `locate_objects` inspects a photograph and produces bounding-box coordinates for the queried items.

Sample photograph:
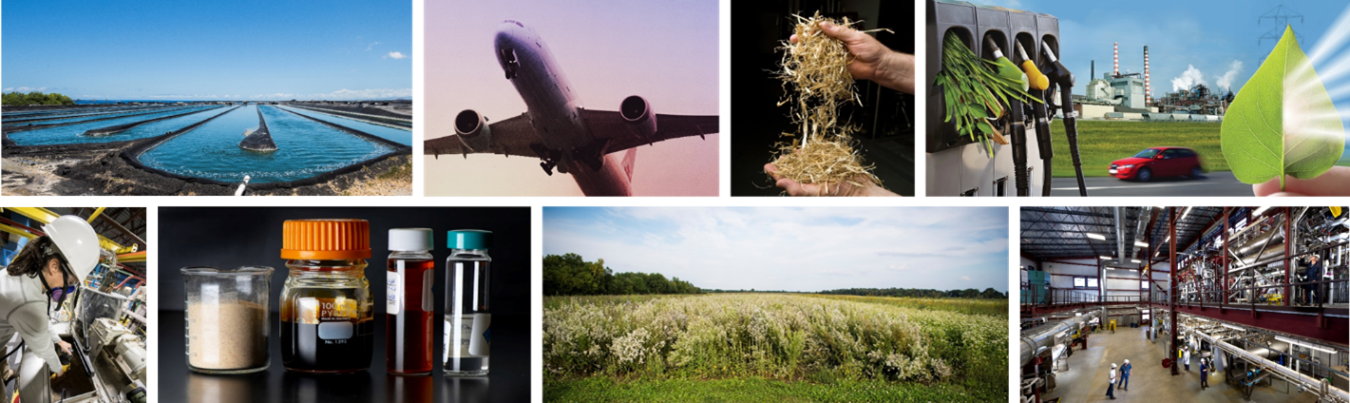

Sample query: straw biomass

[768,12,886,189]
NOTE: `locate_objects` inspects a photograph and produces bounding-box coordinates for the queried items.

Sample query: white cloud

[962,276,973,281]
[544,207,1009,292]
[385,51,408,60]
[1171,64,1207,92]
[886,264,913,271]
[1215,61,1243,92]
[5,87,48,93]
[366,41,381,51]
[246,88,411,100]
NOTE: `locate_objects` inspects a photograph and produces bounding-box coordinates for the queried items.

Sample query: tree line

[819,287,1006,299]
[544,253,701,296]
[2,91,75,106]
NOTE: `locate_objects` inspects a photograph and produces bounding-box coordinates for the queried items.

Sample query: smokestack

[1144,46,1152,104]
[1113,42,1119,76]
[1092,60,1095,80]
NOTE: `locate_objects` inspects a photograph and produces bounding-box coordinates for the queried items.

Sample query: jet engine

[619,95,657,143]
[454,109,493,152]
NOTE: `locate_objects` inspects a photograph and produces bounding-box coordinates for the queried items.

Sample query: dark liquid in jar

[387,259,435,375]
[281,291,374,373]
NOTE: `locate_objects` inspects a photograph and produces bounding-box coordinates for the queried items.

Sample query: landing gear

[531,143,559,176]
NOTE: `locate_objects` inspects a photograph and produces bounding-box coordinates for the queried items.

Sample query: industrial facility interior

[1020,206,1349,403]
[0,208,146,403]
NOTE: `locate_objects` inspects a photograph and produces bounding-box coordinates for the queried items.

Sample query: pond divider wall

[274,106,410,150]
[2,106,185,134]
[121,105,410,190]
[238,107,278,152]
[82,106,225,137]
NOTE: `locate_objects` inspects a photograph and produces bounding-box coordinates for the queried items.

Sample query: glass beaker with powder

[183,266,273,374]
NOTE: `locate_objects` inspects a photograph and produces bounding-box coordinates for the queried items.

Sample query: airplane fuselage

[494,21,631,196]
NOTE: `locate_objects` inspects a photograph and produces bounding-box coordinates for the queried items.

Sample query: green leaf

[976,121,993,135]
[969,105,989,119]
[1222,25,1345,190]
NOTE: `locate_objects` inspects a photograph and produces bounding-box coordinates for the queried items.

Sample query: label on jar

[298,297,358,327]
[386,262,402,315]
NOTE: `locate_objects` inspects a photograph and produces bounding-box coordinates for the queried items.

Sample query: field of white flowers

[544,293,1006,396]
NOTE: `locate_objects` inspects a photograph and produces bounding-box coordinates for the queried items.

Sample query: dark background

[731,0,916,196]
[159,207,530,403]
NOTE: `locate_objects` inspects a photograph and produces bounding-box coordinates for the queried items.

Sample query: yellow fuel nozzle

[1023,60,1050,91]
[1015,41,1050,91]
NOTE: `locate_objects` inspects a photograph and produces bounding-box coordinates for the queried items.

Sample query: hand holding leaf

[1222,26,1345,191]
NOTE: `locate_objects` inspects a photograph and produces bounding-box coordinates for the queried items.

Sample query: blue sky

[2,0,411,100]
[971,0,1350,100]
[543,207,1009,293]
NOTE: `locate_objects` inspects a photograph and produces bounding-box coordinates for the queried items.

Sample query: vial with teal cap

[444,230,491,377]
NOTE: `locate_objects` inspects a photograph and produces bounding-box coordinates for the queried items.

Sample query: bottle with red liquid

[386,228,436,376]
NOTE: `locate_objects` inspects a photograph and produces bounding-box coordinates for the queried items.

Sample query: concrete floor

[1038,327,1320,402]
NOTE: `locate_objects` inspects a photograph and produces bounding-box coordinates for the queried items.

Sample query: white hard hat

[42,215,101,282]
[1112,363,1117,368]
[1125,359,1130,364]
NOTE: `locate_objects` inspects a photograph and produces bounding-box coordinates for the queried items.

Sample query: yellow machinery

[1,207,137,254]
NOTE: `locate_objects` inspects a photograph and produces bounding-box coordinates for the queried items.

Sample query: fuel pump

[1040,43,1088,196]
[1018,41,1056,196]
[988,37,1031,196]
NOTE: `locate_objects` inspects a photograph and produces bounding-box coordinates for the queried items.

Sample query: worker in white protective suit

[0,216,100,403]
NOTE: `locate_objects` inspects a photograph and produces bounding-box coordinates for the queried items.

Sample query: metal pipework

[1115,207,1127,261]
[1235,224,1285,255]
[1020,308,1103,366]
[1192,330,1349,402]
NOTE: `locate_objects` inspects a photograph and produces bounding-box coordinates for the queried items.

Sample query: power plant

[1076,43,1229,122]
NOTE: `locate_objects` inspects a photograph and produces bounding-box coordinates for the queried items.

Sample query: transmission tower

[1258,3,1304,47]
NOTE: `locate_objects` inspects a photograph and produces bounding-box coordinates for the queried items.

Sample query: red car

[1109,147,1204,182]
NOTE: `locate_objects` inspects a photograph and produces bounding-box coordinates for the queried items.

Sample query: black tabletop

[159,311,529,403]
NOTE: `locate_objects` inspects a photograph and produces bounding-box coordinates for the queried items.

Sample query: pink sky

[424,0,720,196]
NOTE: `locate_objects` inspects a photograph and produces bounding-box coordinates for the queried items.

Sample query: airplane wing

[580,110,718,152]
[423,113,538,157]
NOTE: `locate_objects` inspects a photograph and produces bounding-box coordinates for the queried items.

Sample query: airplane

[424,20,720,196]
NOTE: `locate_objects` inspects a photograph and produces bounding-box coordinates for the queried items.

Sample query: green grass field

[1049,120,1350,177]
[544,294,1007,402]
[1048,120,1223,177]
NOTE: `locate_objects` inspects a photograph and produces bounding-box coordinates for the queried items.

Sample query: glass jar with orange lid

[278,219,375,373]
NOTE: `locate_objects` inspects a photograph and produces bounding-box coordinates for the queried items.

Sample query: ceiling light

[1135,241,1148,247]
[1087,233,1106,240]
[1131,259,1141,263]
[1275,336,1337,354]
[1100,255,1113,260]
[1252,206,1270,216]
[1180,207,1193,221]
